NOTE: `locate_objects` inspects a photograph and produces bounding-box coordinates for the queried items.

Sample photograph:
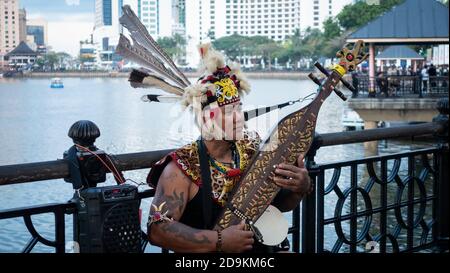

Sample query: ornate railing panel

[311,148,441,253]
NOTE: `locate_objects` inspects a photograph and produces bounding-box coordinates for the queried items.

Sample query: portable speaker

[73,184,142,253]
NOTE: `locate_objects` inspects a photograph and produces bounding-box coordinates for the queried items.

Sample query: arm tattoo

[166,190,185,216]
[151,172,211,245]
[161,222,211,244]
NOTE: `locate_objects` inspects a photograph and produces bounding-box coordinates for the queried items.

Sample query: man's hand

[221,220,254,253]
[270,155,313,196]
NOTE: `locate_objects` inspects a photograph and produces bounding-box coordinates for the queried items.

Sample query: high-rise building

[299,0,353,31]
[0,0,21,67]
[95,0,113,27]
[186,0,300,42]
[174,0,186,27]
[138,0,172,38]
[183,0,354,66]
[93,0,138,68]
[26,18,48,54]
[185,0,301,66]
[26,18,47,46]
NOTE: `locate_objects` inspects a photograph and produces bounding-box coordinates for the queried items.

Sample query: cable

[105,154,126,184]
[124,178,147,187]
[74,144,125,184]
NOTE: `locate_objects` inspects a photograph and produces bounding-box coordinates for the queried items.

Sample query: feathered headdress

[116,5,250,111]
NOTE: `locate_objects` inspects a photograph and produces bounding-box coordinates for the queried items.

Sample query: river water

[0,77,434,252]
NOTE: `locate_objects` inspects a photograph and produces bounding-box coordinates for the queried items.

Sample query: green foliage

[156,33,187,64]
[323,18,341,40]
[44,52,59,70]
[213,34,282,68]
[337,0,404,31]
[212,34,247,59]
[35,51,72,70]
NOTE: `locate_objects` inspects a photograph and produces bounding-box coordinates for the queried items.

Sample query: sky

[21,0,95,56]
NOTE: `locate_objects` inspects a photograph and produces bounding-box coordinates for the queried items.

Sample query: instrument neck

[313,70,344,107]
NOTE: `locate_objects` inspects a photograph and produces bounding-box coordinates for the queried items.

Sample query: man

[428,63,437,90]
[376,71,388,97]
[351,71,359,98]
[421,65,429,93]
[146,44,312,253]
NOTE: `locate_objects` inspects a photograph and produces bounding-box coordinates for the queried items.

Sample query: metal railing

[0,101,448,253]
[352,75,449,98]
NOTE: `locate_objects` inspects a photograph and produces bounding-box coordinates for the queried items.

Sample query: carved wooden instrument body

[214,41,369,239]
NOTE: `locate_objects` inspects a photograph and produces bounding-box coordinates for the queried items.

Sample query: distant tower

[19,8,27,43]
[95,0,113,27]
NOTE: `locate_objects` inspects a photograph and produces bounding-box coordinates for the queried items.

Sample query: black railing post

[54,206,66,253]
[302,133,322,253]
[433,98,449,252]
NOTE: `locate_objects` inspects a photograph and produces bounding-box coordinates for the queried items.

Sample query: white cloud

[48,21,93,56]
[65,0,81,6]
[27,12,94,57]
[28,12,93,23]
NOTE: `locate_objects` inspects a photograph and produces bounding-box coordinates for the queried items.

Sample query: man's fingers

[246,238,255,245]
[272,176,296,191]
[273,176,294,185]
[297,155,305,168]
[278,163,302,172]
[274,168,298,179]
[244,230,254,238]
[244,245,253,250]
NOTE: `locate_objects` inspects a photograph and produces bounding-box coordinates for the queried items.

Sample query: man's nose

[234,111,244,125]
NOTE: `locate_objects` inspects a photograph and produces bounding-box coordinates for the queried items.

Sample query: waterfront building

[79,38,97,70]
[0,0,20,68]
[184,0,352,67]
[4,40,37,69]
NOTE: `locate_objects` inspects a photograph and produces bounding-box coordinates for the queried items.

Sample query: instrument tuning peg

[314,62,329,77]
[309,67,347,101]
[308,73,322,86]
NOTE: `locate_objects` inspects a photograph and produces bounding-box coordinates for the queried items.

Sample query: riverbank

[20,71,313,80]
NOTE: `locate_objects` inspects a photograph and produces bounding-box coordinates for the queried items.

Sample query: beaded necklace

[208,143,242,178]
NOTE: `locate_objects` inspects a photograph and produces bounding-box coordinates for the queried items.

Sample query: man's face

[222,101,245,140]
[200,101,245,141]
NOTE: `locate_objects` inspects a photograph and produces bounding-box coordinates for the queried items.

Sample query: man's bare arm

[148,161,218,253]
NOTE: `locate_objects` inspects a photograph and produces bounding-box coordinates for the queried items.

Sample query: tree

[257,41,281,70]
[321,32,351,58]
[213,34,284,69]
[299,27,324,60]
[157,37,177,57]
[35,57,45,69]
[337,0,404,31]
[157,34,187,65]
[44,52,59,71]
[212,34,248,60]
[323,18,341,40]
[280,29,309,64]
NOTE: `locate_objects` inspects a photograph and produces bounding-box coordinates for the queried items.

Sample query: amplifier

[73,184,142,253]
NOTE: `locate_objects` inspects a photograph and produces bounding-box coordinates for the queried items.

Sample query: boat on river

[50,78,64,88]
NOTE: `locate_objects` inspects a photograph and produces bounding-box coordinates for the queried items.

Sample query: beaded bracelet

[216,230,223,252]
